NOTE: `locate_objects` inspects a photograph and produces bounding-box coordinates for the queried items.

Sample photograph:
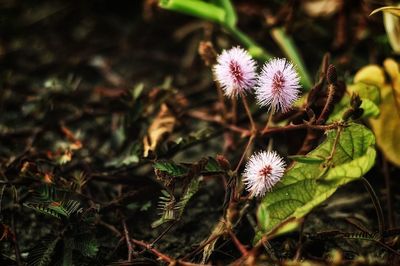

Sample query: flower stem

[263,107,275,132]
[234,135,255,173]
[240,94,256,131]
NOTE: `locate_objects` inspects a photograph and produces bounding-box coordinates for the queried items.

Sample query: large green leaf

[257,123,376,236]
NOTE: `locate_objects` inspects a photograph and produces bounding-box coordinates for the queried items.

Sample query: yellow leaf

[143,104,176,157]
[370,6,400,17]
[383,58,400,107]
[383,58,400,79]
[383,8,400,53]
[369,85,400,166]
[353,65,385,86]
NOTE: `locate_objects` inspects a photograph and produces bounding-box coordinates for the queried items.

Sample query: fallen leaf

[302,0,341,17]
[143,103,176,157]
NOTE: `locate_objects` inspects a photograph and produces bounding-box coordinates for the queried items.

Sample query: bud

[326,64,337,85]
[216,154,231,171]
[350,94,362,109]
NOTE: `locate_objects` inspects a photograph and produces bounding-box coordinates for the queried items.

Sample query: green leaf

[28,236,60,266]
[105,142,140,168]
[24,203,63,219]
[24,200,82,220]
[62,238,74,266]
[348,83,381,105]
[204,157,224,173]
[257,123,376,236]
[154,161,188,177]
[74,235,99,258]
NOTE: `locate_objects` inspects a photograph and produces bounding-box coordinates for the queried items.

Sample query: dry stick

[181,233,221,261]
[131,238,204,266]
[97,219,122,237]
[11,214,22,266]
[361,177,385,237]
[187,110,250,136]
[383,158,395,228]
[227,229,249,256]
[293,217,306,261]
[131,238,173,263]
[150,221,178,246]
[123,220,133,262]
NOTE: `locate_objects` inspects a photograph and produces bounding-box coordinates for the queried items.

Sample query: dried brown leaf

[143,104,176,157]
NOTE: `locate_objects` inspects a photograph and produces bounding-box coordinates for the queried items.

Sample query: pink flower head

[213,46,257,98]
[243,150,286,197]
[256,58,301,113]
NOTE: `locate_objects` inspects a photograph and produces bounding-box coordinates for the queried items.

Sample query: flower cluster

[213,47,299,196]
[213,46,301,113]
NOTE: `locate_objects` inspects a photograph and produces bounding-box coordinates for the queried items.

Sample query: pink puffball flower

[243,150,286,197]
[213,46,257,98]
[256,58,301,113]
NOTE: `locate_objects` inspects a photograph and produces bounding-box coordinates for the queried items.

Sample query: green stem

[212,0,237,27]
[226,26,272,60]
[160,0,226,24]
[271,27,313,90]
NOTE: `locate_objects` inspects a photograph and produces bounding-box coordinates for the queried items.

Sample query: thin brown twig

[361,177,385,237]
[227,229,248,256]
[131,238,173,263]
[262,122,341,135]
[150,221,178,246]
[293,217,306,261]
[187,110,250,136]
[131,238,205,266]
[181,233,221,261]
[11,213,22,266]
[97,219,122,237]
[187,109,342,138]
[383,158,395,228]
[123,220,133,262]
